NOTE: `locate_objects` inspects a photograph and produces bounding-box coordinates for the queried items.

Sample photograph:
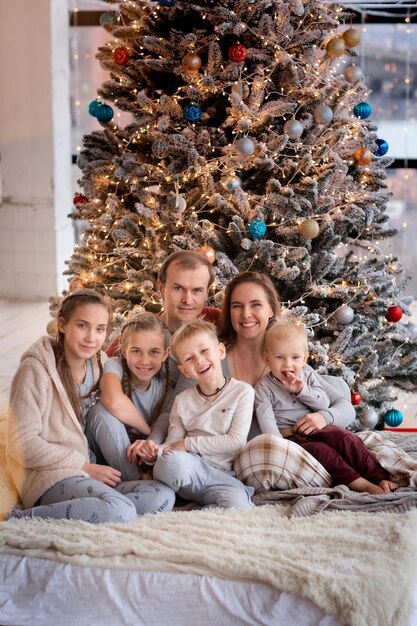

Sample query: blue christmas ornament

[248,219,267,239]
[88,99,101,117]
[183,104,202,122]
[373,138,389,157]
[384,408,403,428]
[99,12,117,26]
[95,104,114,123]
[353,102,372,119]
[159,0,176,5]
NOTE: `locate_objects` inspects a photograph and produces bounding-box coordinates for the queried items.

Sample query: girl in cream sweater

[6,289,174,523]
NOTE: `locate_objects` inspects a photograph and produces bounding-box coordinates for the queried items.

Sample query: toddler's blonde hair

[264,320,308,353]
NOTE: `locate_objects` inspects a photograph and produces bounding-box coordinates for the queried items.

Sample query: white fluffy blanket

[1,506,417,626]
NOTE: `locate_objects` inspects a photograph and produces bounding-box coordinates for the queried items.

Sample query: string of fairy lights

[68,0,416,427]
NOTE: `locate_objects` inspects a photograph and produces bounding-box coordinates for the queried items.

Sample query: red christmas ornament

[228,43,247,63]
[385,305,403,323]
[113,47,130,65]
[350,391,361,406]
[73,193,88,205]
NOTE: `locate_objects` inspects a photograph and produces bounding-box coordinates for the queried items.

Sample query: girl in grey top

[86,312,175,483]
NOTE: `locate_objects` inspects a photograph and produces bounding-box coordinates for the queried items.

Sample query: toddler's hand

[280,371,304,394]
[294,412,327,435]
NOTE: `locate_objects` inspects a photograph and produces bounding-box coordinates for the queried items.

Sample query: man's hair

[171,319,219,362]
[264,320,308,352]
[158,250,215,288]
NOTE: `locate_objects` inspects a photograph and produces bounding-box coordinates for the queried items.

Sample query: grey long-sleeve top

[254,364,355,435]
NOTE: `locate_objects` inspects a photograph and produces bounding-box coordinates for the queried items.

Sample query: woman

[218,271,355,492]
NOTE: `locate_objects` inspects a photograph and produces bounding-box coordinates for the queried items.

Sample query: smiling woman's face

[229,282,274,340]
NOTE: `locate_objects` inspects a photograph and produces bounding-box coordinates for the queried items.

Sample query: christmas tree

[66,0,417,427]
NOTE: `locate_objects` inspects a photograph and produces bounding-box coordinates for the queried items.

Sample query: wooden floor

[0,299,50,414]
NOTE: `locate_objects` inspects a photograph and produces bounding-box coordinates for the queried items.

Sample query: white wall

[0,0,73,299]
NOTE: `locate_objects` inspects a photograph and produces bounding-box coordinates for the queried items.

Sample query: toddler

[255,321,398,495]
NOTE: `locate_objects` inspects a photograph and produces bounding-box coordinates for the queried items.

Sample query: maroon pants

[287,425,390,487]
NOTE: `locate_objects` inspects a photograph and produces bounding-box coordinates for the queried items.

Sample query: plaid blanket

[235,431,417,516]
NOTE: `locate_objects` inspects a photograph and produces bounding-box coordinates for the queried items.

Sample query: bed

[2,423,417,626]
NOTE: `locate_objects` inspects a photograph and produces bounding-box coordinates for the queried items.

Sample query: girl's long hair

[53,289,111,423]
[119,312,171,425]
[218,271,281,347]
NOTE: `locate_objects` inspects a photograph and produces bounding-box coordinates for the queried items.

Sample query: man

[106,250,220,356]
[157,250,220,333]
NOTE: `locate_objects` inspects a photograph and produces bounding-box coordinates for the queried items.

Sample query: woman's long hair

[119,312,171,425]
[218,271,281,347]
[53,289,111,423]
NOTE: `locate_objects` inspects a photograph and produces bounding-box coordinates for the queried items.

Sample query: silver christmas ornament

[359,406,378,429]
[167,194,187,213]
[222,174,242,191]
[344,65,363,84]
[152,139,170,159]
[283,119,303,140]
[313,104,334,125]
[235,137,255,158]
[334,304,354,325]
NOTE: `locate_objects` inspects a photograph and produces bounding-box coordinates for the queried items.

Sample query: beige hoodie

[6,336,106,509]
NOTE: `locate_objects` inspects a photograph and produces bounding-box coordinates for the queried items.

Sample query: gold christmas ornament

[299,219,320,239]
[181,52,202,73]
[197,245,216,264]
[353,147,373,166]
[342,28,361,48]
[326,38,345,58]
[68,277,85,292]
[46,318,58,337]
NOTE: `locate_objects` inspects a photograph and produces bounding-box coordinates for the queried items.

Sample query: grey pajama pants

[153,451,255,510]
[9,474,175,523]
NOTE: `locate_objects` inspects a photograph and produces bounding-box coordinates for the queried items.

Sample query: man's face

[158,262,210,331]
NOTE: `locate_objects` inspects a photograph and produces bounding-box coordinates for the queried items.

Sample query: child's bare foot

[379,479,399,492]
[348,477,384,495]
